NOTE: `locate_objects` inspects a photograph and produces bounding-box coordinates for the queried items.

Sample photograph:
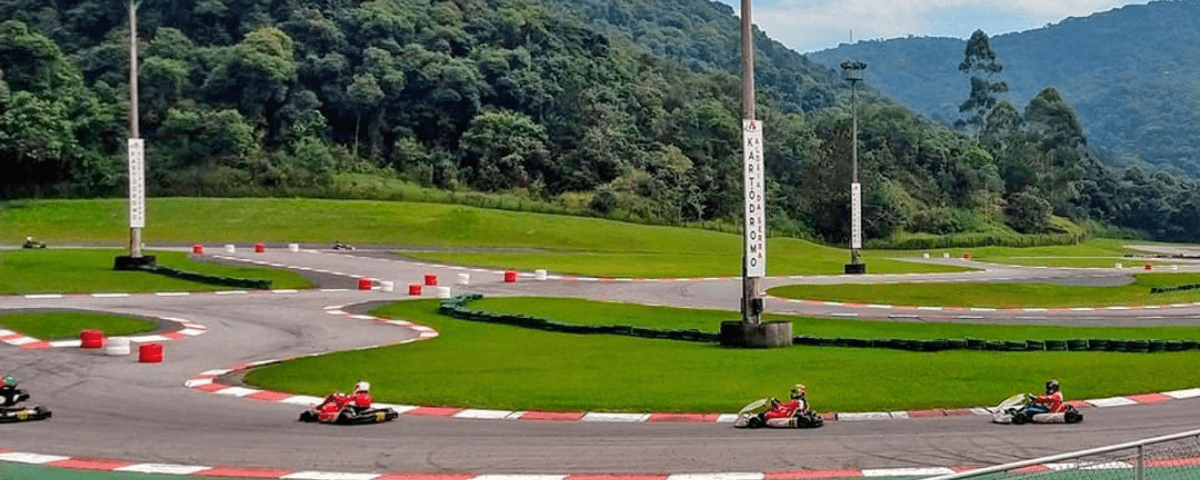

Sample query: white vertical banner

[743,119,766,278]
[851,182,862,250]
[128,138,146,229]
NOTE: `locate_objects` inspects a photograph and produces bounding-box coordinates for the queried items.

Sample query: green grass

[469,297,1200,340]
[768,273,1200,308]
[0,249,315,294]
[242,299,1200,413]
[0,311,158,340]
[0,198,974,277]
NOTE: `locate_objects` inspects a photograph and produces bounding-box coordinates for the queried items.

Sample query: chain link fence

[925,430,1200,480]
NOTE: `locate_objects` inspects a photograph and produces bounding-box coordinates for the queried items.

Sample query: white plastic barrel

[105,337,131,356]
[535,269,548,281]
[457,273,470,286]
[380,281,395,292]
[437,286,452,299]
[224,244,236,253]
[289,243,299,252]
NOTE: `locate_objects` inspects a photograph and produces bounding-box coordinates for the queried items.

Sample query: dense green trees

[0,0,1194,244]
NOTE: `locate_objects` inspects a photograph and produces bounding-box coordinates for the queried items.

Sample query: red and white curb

[3,447,1200,479]
[767,295,1200,313]
[0,315,206,350]
[183,307,1200,424]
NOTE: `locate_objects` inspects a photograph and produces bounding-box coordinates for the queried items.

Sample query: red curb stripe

[765,469,862,479]
[0,334,24,341]
[46,458,135,470]
[192,383,229,393]
[246,390,294,402]
[951,465,979,473]
[161,332,188,340]
[376,475,478,480]
[1067,400,1093,409]
[820,413,836,421]
[565,475,669,480]
[226,362,255,371]
[1009,465,1051,473]
[520,411,586,421]
[406,407,464,417]
[906,410,945,418]
[645,413,721,423]
[1145,456,1200,467]
[1127,393,1172,404]
[942,408,974,417]
[20,341,52,350]
[194,466,295,478]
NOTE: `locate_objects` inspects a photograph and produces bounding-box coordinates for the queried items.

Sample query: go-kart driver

[1,376,29,408]
[315,381,373,421]
[763,383,809,427]
[1025,379,1065,415]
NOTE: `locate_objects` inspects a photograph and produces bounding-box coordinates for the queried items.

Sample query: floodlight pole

[740,0,763,325]
[129,0,142,259]
[841,60,867,275]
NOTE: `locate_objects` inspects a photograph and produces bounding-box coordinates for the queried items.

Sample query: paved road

[2,248,1200,473]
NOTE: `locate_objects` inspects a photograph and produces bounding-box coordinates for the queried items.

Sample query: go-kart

[332,241,355,251]
[0,405,52,423]
[21,238,46,249]
[299,394,398,425]
[734,398,824,428]
[992,394,1082,424]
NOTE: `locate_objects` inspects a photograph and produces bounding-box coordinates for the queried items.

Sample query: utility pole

[740,0,763,326]
[841,60,867,275]
[116,1,153,270]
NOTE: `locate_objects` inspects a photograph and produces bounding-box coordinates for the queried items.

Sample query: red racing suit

[1034,391,1065,413]
[764,397,807,420]
[350,391,372,411]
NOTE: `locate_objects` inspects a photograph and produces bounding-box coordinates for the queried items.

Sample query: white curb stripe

[92,293,130,298]
[668,473,764,480]
[214,387,261,397]
[1087,397,1139,407]
[455,409,520,419]
[48,340,81,348]
[1164,388,1200,399]
[0,452,70,464]
[185,379,214,388]
[281,472,382,480]
[155,292,190,297]
[115,464,212,474]
[582,412,651,422]
[23,294,63,299]
[279,395,326,407]
[838,412,891,421]
[716,414,740,423]
[863,467,955,477]
[214,290,248,295]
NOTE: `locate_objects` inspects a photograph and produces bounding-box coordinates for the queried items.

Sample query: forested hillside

[1,0,1198,244]
[808,0,1200,176]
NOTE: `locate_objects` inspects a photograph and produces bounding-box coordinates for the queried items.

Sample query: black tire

[336,408,356,424]
[1065,409,1083,424]
[1012,413,1028,425]
[747,415,764,429]
[298,410,317,422]
[795,411,824,428]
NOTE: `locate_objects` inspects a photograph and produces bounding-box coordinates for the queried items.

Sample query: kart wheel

[1065,410,1083,424]
[299,410,317,422]
[1011,413,1028,425]
[747,415,764,429]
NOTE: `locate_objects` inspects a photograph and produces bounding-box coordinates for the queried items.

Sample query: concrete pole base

[719,321,793,348]
[844,263,867,274]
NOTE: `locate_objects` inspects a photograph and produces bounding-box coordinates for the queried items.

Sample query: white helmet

[354,381,370,393]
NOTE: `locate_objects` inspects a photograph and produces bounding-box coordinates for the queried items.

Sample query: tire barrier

[1150,283,1200,294]
[137,264,272,290]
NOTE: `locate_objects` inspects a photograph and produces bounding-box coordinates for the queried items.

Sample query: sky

[710,0,1154,53]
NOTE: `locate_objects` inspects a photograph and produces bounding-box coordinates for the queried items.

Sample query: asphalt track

[3,246,1200,474]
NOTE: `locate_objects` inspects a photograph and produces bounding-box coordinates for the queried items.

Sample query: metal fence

[924,429,1200,480]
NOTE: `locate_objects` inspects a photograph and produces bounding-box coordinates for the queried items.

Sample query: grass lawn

[0,249,315,294]
[1,198,971,277]
[242,299,1200,413]
[971,257,1177,268]
[0,311,158,340]
[468,297,1200,340]
[768,273,1200,308]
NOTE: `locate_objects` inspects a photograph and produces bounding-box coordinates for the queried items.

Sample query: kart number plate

[16,411,28,420]
[376,411,386,421]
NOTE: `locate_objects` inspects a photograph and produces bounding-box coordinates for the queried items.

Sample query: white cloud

[730,0,1147,52]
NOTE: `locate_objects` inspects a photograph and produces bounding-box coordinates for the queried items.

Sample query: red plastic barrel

[80,330,104,349]
[408,284,422,296]
[963,252,972,260]
[192,243,204,255]
[357,278,372,290]
[504,270,517,283]
[1145,263,1153,271]
[424,274,438,286]
[139,343,163,363]
[254,242,266,254]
